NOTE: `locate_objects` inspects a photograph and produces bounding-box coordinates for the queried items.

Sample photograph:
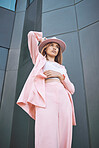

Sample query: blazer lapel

[32,53,47,104]
[32,53,46,78]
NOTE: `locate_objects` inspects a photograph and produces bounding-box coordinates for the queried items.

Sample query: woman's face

[45,42,60,57]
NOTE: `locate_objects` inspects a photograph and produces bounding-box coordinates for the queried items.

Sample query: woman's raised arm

[27,31,43,65]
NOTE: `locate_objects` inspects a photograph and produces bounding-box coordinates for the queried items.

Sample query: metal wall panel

[42,6,77,36]
[79,22,99,148]
[0,7,15,48]
[42,0,74,12]
[76,0,99,29]
[0,47,8,103]
[10,0,42,148]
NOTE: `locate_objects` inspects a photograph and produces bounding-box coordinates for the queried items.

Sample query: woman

[16,31,76,148]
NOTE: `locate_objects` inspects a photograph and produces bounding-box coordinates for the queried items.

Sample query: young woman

[16,31,76,148]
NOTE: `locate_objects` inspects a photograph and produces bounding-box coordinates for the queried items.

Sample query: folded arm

[27,31,43,65]
[61,67,75,95]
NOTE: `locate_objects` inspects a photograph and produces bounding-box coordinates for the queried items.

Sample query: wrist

[58,73,62,81]
[38,37,42,42]
[62,74,65,80]
[39,37,47,43]
[58,73,65,81]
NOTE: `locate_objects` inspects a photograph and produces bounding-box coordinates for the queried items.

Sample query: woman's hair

[40,42,63,65]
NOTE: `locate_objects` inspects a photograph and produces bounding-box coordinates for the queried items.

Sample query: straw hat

[39,37,66,53]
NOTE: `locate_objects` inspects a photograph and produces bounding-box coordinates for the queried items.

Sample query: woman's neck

[46,56,55,62]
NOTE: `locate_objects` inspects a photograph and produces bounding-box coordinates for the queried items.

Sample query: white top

[42,60,66,80]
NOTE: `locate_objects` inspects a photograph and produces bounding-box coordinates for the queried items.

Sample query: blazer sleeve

[61,66,75,95]
[27,31,43,65]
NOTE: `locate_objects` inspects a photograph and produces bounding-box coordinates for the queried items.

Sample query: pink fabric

[16,31,76,126]
[35,81,73,148]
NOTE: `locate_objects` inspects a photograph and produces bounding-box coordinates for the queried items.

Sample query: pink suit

[16,31,76,148]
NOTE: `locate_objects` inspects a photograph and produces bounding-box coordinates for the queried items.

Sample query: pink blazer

[16,31,76,126]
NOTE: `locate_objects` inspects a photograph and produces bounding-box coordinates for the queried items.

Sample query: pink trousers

[35,81,73,148]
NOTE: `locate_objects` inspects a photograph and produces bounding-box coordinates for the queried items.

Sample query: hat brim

[39,38,66,53]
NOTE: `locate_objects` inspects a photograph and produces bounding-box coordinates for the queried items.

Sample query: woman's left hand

[43,70,64,81]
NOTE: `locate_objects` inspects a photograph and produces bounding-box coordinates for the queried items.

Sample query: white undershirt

[42,60,66,80]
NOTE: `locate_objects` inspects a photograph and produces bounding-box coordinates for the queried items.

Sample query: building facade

[0,0,99,148]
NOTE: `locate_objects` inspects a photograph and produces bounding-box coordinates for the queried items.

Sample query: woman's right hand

[39,37,47,43]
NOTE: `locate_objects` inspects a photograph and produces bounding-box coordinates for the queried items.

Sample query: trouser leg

[35,99,59,148]
[58,94,73,148]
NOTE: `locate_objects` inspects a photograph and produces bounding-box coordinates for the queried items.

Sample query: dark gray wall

[0,7,15,105]
[0,0,99,148]
[42,0,99,148]
[0,0,27,147]
[0,7,15,147]
[10,0,42,148]
[0,0,42,148]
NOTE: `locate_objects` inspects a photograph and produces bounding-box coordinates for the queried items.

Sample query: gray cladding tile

[42,6,77,36]
[79,22,99,93]
[6,49,20,71]
[42,0,74,12]
[0,70,18,147]
[76,0,99,29]
[0,7,15,48]
[10,12,25,49]
[0,47,8,70]
[25,0,37,30]
[19,48,32,69]
[15,0,27,12]
[79,22,99,148]
[1,70,17,108]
